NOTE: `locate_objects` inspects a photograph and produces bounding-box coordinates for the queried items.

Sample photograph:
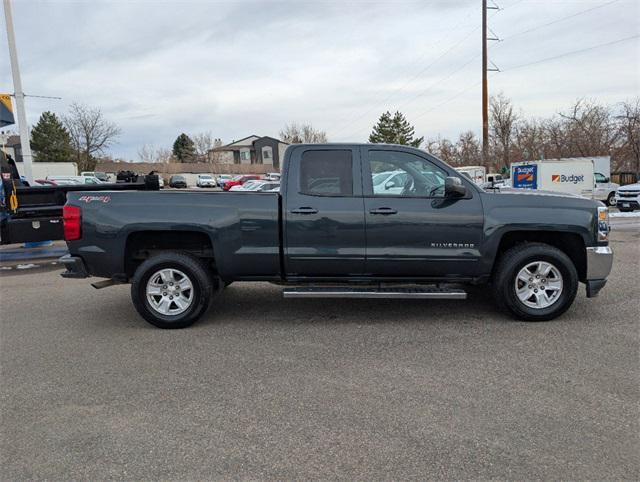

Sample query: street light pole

[3,0,34,184]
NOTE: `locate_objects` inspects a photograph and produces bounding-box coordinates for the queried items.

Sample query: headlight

[597,206,610,241]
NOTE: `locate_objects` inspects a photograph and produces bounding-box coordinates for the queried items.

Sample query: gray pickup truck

[61,144,613,328]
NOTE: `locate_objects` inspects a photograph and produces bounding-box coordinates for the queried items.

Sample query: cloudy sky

[1,0,639,160]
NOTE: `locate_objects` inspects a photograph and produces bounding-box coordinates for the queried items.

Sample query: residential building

[210,135,288,169]
[0,133,22,162]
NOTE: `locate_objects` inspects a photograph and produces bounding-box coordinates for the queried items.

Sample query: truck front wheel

[131,252,213,329]
[493,243,578,321]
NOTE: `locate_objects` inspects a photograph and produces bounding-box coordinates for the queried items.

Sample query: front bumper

[616,199,639,210]
[584,246,613,298]
[59,254,89,278]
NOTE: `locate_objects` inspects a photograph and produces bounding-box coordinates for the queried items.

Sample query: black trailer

[1,171,159,245]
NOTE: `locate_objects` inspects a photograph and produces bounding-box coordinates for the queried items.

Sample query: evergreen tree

[369,111,424,147]
[30,111,73,162]
[172,133,196,162]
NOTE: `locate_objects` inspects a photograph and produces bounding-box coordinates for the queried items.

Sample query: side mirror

[445,177,466,197]
[604,177,610,183]
[384,181,394,190]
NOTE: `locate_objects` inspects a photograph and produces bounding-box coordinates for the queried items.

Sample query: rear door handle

[369,207,398,215]
[291,207,318,214]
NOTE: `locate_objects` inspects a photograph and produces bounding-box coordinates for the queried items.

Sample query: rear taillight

[63,205,81,241]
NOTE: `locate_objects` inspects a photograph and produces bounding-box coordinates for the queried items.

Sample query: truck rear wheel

[131,252,212,329]
[493,243,578,321]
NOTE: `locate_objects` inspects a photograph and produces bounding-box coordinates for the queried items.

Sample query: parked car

[594,172,619,206]
[61,143,613,329]
[265,172,281,181]
[216,174,233,188]
[196,174,216,188]
[229,180,261,192]
[47,175,103,185]
[169,175,188,188]
[372,170,408,195]
[230,180,280,192]
[486,173,508,187]
[223,175,261,191]
[35,178,81,186]
[615,182,640,212]
[81,171,109,182]
[252,182,280,192]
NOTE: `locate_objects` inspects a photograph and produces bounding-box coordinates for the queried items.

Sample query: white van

[511,160,595,198]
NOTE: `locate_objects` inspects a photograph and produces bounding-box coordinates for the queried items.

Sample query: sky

[1,0,639,160]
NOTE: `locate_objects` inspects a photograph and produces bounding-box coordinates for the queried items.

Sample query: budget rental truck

[511,159,595,197]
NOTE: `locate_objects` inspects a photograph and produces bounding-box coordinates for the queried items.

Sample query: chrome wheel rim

[146,268,194,316]
[514,261,563,309]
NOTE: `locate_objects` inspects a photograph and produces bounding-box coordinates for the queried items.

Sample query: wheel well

[494,231,587,281]
[124,230,215,278]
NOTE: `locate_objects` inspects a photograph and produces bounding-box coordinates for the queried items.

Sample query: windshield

[200,175,212,179]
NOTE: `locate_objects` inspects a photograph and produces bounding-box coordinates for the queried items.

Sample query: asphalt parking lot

[1,223,639,479]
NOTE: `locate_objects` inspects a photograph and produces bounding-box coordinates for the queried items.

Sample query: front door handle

[291,207,318,214]
[369,207,398,215]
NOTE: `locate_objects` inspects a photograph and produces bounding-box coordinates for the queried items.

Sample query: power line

[502,34,639,71]
[412,77,486,123]
[498,0,621,43]
[331,17,481,136]
[331,2,507,138]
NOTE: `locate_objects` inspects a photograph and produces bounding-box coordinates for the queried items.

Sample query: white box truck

[15,161,78,180]
[511,159,594,198]
[455,165,486,185]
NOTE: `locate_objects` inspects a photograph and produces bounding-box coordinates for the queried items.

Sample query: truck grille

[618,191,640,198]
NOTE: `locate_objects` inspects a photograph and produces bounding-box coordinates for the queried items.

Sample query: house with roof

[210,135,288,169]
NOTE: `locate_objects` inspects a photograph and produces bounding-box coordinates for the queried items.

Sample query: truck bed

[65,190,281,280]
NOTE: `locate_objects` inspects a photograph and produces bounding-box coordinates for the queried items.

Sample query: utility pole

[482,0,499,169]
[3,0,34,184]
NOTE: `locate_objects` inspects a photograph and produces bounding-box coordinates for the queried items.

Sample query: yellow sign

[0,93,11,108]
[0,93,15,127]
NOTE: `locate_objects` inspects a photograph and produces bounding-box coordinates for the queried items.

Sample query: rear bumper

[584,246,613,298]
[59,254,89,278]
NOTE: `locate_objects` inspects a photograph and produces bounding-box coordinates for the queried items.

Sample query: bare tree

[514,118,547,162]
[456,131,482,166]
[412,96,640,175]
[489,93,519,171]
[615,99,640,172]
[192,131,216,161]
[558,98,618,157]
[279,122,328,144]
[63,103,121,171]
[138,144,174,163]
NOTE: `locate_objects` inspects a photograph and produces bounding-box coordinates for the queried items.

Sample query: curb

[0,247,68,264]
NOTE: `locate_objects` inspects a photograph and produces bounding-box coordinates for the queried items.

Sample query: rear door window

[299,150,353,196]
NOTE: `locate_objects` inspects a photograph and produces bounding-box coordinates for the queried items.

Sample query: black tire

[131,252,212,329]
[493,242,578,321]
[606,192,616,207]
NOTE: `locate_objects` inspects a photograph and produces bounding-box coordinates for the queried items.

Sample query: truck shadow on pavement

[191,283,514,329]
